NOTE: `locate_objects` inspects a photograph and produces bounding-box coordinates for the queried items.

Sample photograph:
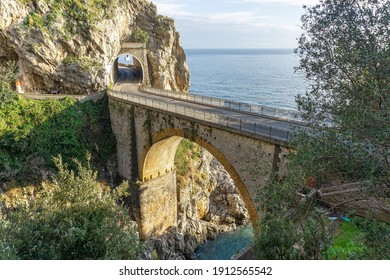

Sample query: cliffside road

[111,67,308,143]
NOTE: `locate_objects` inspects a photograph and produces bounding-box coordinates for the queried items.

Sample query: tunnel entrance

[110,54,144,85]
[108,42,150,86]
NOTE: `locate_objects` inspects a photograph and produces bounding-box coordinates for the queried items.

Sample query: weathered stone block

[138,171,177,239]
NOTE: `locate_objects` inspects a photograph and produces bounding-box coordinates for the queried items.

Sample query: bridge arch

[140,128,259,232]
[108,98,290,239]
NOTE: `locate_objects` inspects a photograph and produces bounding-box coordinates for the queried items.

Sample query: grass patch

[324,221,367,260]
[324,217,390,260]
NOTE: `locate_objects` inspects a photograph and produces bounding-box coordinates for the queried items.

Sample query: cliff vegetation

[255,0,389,260]
[0,59,143,260]
[0,157,142,260]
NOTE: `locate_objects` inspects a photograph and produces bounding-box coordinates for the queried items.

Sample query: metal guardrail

[109,90,294,142]
[139,85,303,123]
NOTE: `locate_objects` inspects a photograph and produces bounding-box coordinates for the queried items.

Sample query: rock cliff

[0,0,189,94]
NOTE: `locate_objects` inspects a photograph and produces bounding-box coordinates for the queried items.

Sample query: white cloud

[150,0,307,47]
[153,1,280,30]
[152,0,189,16]
[199,11,271,25]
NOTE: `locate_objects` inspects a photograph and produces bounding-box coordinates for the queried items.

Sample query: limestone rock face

[0,0,189,94]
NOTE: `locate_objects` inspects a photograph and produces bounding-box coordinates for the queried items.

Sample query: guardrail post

[269,126,272,137]
[254,123,256,134]
[240,119,242,130]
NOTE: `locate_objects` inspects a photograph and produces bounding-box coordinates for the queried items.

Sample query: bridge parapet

[139,85,304,123]
[109,89,294,145]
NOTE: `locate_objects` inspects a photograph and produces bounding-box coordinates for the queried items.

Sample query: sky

[152,0,320,49]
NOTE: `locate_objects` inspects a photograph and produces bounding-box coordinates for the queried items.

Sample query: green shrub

[254,173,333,260]
[0,61,18,106]
[63,55,103,72]
[24,12,45,29]
[19,0,118,35]
[0,157,143,260]
[132,27,149,43]
[0,81,17,107]
[0,95,116,184]
[254,217,299,260]
[174,140,201,176]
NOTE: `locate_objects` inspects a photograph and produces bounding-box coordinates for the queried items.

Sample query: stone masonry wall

[108,97,291,232]
[138,171,177,239]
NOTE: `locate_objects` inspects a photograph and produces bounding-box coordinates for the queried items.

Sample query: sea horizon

[186,48,306,110]
[185,48,296,56]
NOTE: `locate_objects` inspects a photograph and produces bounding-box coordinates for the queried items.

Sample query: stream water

[195,224,254,260]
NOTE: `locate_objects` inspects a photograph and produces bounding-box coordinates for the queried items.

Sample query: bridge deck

[110,68,308,144]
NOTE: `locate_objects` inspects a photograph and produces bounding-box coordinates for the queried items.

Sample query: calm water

[186,49,308,110]
[195,224,254,260]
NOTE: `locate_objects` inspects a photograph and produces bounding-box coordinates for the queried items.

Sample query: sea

[185,49,308,110]
[195,224,254,260]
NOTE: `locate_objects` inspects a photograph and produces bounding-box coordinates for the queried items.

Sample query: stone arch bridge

[108,78,303,239]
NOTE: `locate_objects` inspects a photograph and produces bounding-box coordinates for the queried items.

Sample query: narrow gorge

[141,142,251,260]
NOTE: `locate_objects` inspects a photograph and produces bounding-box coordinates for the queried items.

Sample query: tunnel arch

[108,42,150,86]
[140,128,259,232]
[110,53,145,85]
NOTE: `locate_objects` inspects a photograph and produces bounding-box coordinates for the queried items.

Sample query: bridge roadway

[110,67,306,144]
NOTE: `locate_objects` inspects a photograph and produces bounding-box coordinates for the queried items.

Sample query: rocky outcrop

[206,157,251,232]
[141,148,250,260]
[0,0,189,94]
